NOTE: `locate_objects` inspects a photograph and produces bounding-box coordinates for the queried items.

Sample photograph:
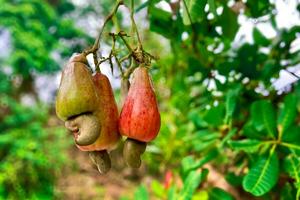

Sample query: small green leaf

[192,190,209,200]
[283,154,300,198]
[181,156,196,175]
[203,104,225,126]
[243,152,279,196]
[218,6,238,39]
[283,154,300,182]
[209,187,235,200]
[182,0,207,25]
[178,169,208,200]
[241,122,264,139]
[251,100,277,138]
[228,139,263,153]
[281,126,300,149]
[278,94,297,136]
[151,180,164,198]
[253,28,270,46]
[224,88,240,124]
[181,150,218,177]
[187,130,220,142]
[246,0,271,18]
[261,59,279,82]
[225,172,243,187]
[221,128,237,147]
[183,130,220,152]
[188,108,208,128]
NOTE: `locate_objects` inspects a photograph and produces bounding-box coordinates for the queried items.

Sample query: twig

[124,57,137,78]
[120,53,132,63]
[117,31,134,52]
[114,55,123,75]
[109,33,117,75]
[84,0,124,71]
[144,50,159,61]
[130,0,143,49]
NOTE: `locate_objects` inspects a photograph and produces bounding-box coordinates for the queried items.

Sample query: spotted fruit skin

[119,66,161,142]
[76,73,120,151]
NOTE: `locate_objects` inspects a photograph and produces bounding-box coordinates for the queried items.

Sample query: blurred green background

[1,0,300,199]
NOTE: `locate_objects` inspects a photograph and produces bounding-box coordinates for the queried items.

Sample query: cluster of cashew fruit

[55,53,160,173]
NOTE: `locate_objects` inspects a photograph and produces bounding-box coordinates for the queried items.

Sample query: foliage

[1,0,300,199]
[0,96,71,199]
[138,0,300,199]
[0,0,90,77]
[0,0,89,199]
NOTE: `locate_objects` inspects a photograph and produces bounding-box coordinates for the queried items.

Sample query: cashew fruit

[119,65,161,142]
[119,65,160,168]
[56,54,120,151]
[56,53,100,146]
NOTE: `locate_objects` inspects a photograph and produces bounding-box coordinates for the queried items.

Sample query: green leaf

[224,88,240,124]
[167,186,176,200]
[241,122,264,139]
[203,104,225,126]
[243,152,279,196]
[236,44,260,78]
[246,0,271,18]
[149,7,181,39]
[283,154,300,182]
[192,191,209,200]
[221,128,237,147]
[253,28,270,46]
[283,154,300,198]
[281,126,300,147]
[193,139,217,152]
[181,150,218,177]
[182,0,207,25]
[189,130,220,142]
[188,108,209,128]
[278,94,297,136]
[261,59,279,82]
[151,180,164,198]
[218,6,238,39]
[209,187,235,200]
[134,185,149,200]
[251,100,277,138]
[227,139,263,153]
[280,183,295,200]
[208,0,217,17]
[178,169,208,200]
[184,130,220,152]
[225,172,243,187]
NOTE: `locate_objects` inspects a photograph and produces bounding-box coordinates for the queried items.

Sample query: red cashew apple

[119,65,161,142]
[119,65,161,168]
